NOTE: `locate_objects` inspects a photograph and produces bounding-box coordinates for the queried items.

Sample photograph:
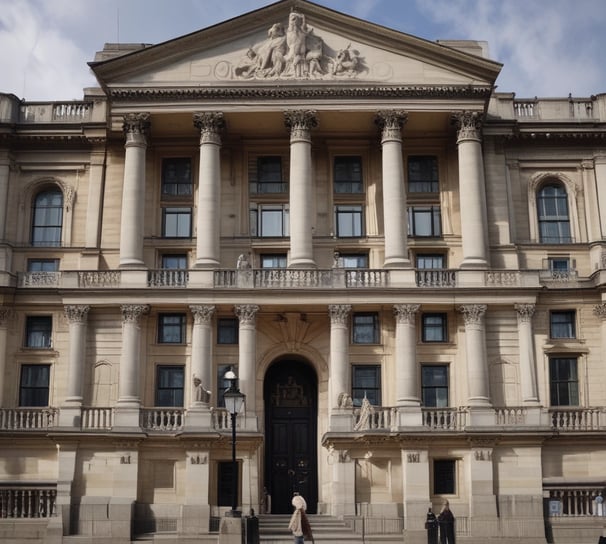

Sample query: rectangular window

[548,257,570,272]
[408,155,439,193]
[25,316,52,348]
[335,205,364,237]
[334,156,363,194]
[19,364,50,407]
[416,254,445,269]
[549,357,579,406]
[433,459,456,495]
[217,460,238,507]
[408,206,441,237]
[422,314,447,342]
[352,313,379,344]
[162,207,192,238]
[155,365,184,407]
[352,365,381,407]
[161,158,192,197]
[260,254,287,268]
[162,254,187,269]
[422,365,449,407]
[27,259,59,272]
[158,314,186,344]
[338,253,368,268]
[217,365,238,407]
[217,319,239,345]
[251,205,289,237]
[252,156,285,194]
[550,310,576,339]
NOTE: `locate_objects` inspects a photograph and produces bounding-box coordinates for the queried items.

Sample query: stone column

[594,155,606,238]
[285,110,318,269]
[235,304,259,428]
[0,151,10,241]
[63,305,90,405]
[193,112,225,268]
[190,305,215,408]
[593,304,606,361]
[115,304,149,427]
[84,148,106,249]
[459,304,490,406]
[452,111,489,268]
[376,111,411,268]
[119,113,150,268]
[328,304,352,418]
[393,304,420,406]
[515,304,539,405]
[0,307,12,407]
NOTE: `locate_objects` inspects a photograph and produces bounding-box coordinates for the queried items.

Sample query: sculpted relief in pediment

[232,11,366,80]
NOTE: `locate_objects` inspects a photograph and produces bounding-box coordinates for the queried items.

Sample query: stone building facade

[0,1,605,543]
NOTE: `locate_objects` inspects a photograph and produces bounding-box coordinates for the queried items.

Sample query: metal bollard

[245,509,259,544]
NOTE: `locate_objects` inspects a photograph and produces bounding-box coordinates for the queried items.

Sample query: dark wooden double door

[264,360,317,514]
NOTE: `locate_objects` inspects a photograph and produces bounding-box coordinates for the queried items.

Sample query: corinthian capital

[190,304,215,325]
[193,112,225,145]
[122,112,151,136]
[235,304,259,325]
[458,304,487,326]
[452,111,483,142]
[393,304,420,325]
[64,305,90,324]
[121,304,149,323]
[375,110,408,142]
[515,303,536,322]
[329,304,352,325]
[284,110,318,141]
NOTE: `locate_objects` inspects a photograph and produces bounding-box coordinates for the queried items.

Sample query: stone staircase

[257,514,364,543]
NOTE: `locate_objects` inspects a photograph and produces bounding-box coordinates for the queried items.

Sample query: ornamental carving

[120,304,149,323]
[284,110,318,140]
[235,304,259,325]
[122,113,150,136]
[515,304,536,322]
[593,303,606,320]
[190,305,215,325]
[458,304,487,326]
[0,307,13,327]
[452,111,483,142]
[64,305,90,323]
[393,304,420,325]
[193,112,225,145]
[233,11,366,80]
[375,110,408,142]
[329,304,351,325]
[407,452,420,463]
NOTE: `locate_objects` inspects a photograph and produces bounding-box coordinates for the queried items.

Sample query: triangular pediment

[90,0,501,96]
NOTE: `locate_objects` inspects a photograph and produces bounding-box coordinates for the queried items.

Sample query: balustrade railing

[353,406,397,431]
[140,409,184,431]
[212,408,243,431]
[147,269,189,287]
[255,269,333,288]
[0,485,57,518]
[20,101,92,123]
[81,407,114,430]
[18,271,62,287]
[422,408,467,430]
[485,271,520,287]
[79,270,121,288]
[0,408,57,430]
[346,270,389,287]
[495,407,527,425]
[416,270,457,287]
[550,408,600,431]
[546,487,606,516]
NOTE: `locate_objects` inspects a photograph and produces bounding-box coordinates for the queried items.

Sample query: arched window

[31,189,63,246]
[537,184,571,243]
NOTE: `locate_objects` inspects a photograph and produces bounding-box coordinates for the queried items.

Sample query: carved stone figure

[193,376,211,404]
[332,44,360,76]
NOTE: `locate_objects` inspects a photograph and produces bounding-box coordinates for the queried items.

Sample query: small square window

[162,207,192,238]
[550,310,576,339]
[549,357,579,406]
[422,365,449,407]
[161,158,192,197]
[337,253,368,268]
[25,316,52,349]
[334,156,363,194]
[155,365,184,407]
[433,459,456,495]
[19,364,50,407]
[352,365,381,407]
[422,314,447,342]
[158,314,186,344]
[416,254,445,269]
[217,318,239,344]
[27,259,59,272]
[549,258,570,272]
[335,205,364,237]
[408,156,439,193]
[260,254,287,268]
[352,313,379,344]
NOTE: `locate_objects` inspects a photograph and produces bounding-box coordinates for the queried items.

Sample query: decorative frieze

[190,305,215,325]
[193,112,225,145]
[329,304,352,325]
[393,304,420,325]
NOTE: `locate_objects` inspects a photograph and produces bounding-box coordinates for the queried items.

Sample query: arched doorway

[264,359,318,514]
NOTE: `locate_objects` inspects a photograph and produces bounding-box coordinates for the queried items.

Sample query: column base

[383,256,411,268]
[288,258,317,269]
[194,259,220,269]
[460,257,489,269]
[119,259,146,268]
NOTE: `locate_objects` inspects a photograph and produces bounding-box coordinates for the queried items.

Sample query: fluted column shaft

[393,304,420,406]
[285,110,318,268]
[118,304,149,405]
[194,112,225,268]
[377,111,410,268]
[235,305,259,413]
[119,113,150,267]
[329,305,351,409]
[190,305,215,407]
[515,304,539,404]
[453,112,489,268]
[64,305,90,405]
[0,307,12,407]
[459,305,490,405]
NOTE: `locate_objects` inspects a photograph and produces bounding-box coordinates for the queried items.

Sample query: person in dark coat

[425,507,439,544]
[437,500,455,544]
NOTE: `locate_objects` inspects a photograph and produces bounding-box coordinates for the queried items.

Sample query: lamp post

[223,369,245,517]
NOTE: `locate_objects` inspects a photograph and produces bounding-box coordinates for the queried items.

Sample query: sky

[1,0,605,102]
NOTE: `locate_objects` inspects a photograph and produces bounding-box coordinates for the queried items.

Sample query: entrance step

[258,514,364,543]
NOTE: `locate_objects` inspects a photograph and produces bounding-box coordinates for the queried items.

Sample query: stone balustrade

[0,408,57,430]
[549,408,601,431]
[81,407,114,430]
[546,486,606,517]
[0,485,57,518]
[140,408,185,432]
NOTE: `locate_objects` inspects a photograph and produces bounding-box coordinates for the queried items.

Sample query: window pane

[340,254,368,268]
[26,316,52,348]
[32,190,63,247]
[549,358,579,406]
[335,206,363,237]
[19,365,50,406]
[408,156,439,193]
[217,319,239,344]
[409,207,441,237]
[163,208,191,238]
[162,254,187,269]
[352,365,381,406]
[259,207,288,237]
[334,156,363,193]
[538,184,571,243]
[258,157,282,183]
[416,255,444,269]
[260,254,287,268]
[434,460,455,495]
[162,158,192,196]
[27,259,59,272]
[550,311,575,338]
[156,366,184,407]
[422,314,446,342]
[352,313,378,344]
[422,365,449,407]
[158,314,185,343]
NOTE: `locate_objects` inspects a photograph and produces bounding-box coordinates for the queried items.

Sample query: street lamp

[223,369,245,517]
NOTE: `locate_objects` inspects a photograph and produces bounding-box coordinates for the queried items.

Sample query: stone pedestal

[219,515,243,544]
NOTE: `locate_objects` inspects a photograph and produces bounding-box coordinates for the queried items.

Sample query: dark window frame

[537,183,572,244]
[217,318,239,345]
[27,259,60,272]
[334,156,364,194]
[162,207,192,238]
[421,364,449,408]
[415,254,445,269]
[422,313,448,343]
[155,365,185,407]
[25,316,52,349]
[161,157,193,197]
[549,357,579,406]
[157,313,187,344]
[31,189,63,247]
[161,254,188,270]
[352,312,379,344]
[433,459,456,495]
[19,364,51,407]
[251,205,289,237]
[408,206,442,237]
[550,310,576,339]
[335,205,364,238]
[408,155,439,193]
[352,364,381,407]
[260,254,287,268]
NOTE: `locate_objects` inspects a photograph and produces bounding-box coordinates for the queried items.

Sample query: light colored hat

[292,493,307,511]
